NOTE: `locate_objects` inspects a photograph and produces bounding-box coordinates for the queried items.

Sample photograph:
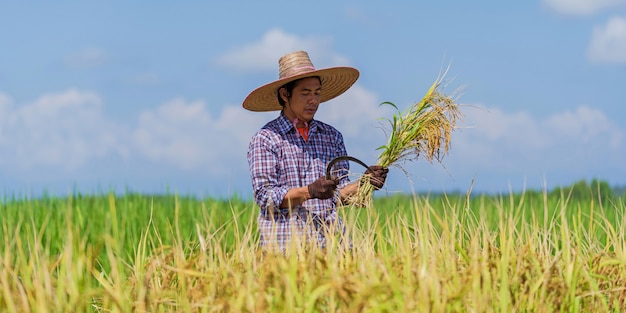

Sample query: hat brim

[242,67,359,112]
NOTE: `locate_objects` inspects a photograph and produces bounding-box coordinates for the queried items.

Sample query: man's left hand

[362,165,389,190]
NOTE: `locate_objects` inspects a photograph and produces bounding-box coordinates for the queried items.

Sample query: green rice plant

[2,187,626,312]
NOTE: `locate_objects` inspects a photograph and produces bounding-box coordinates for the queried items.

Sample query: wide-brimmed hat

[242,50,359,112]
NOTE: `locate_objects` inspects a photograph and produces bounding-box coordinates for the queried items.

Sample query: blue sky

[1,1,625,199]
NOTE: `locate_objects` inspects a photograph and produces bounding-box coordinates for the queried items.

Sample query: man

[244,50,388,251]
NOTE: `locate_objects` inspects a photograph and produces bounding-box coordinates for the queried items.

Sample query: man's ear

[279,88,290,103]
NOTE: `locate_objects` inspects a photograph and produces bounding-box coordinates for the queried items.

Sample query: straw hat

[242,51,359,112]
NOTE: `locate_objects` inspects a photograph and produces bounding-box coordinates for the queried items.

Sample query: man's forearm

[338,181,359,204]
[280,181,358,208]
[280,186,310,208]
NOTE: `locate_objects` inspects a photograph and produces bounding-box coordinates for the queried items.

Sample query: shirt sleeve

[247,130,289,212]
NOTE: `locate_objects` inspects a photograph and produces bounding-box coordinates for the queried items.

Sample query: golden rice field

[1,181,625,312]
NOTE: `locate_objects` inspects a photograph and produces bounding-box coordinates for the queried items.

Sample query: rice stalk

[348,68,462,208]
[378,85,461,167]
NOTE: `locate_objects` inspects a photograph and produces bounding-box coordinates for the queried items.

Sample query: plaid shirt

[247,113,351,250]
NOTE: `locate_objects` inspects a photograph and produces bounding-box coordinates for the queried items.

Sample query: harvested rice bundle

[329,70,462,207]
[377,72,462,167]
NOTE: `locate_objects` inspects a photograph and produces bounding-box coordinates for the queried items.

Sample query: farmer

[244,50,389,251]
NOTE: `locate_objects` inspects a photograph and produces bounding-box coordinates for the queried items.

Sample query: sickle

[325,155,375,180]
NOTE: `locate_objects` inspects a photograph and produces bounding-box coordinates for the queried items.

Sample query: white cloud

[214,28,350,72]
[0,86,391,191]
[0,89,127,170]
[2,86,623,196]
[450,104,623,173]
[543,0,626,15]
[133,99,213,170]
[132,98,271,173]
[127,84,390,176]
[64,47,108,69]
[588,16,626,63]
[215,106,274,144]
[463,107,550,149]
[546,105,623,147]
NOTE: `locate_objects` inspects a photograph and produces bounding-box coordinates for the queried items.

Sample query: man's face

[281,77,322,123]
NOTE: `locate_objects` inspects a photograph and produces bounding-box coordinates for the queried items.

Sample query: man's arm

[280,177,339,208]
[338,181,359,205]
[280,186,310,208]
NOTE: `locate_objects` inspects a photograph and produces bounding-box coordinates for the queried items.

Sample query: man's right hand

[307,177,338,199]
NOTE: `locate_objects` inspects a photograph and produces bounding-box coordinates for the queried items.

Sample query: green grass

[1,185,625,312]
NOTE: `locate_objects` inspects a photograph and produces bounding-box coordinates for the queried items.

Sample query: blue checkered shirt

[247,113,351,249]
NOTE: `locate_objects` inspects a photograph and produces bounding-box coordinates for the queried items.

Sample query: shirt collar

[277,112,324,135]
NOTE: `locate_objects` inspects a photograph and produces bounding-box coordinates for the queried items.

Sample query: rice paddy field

[1,180,626,312]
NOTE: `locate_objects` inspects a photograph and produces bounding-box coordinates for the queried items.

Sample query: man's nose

[308,94,321,104]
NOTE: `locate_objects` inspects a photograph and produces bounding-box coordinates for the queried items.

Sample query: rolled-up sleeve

[247,130,288,212]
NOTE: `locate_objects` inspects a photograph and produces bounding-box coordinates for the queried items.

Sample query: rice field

[1,181,625,312]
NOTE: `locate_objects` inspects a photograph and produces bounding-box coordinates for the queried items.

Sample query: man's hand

[308,177,339,199]
[362,165,389,190]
